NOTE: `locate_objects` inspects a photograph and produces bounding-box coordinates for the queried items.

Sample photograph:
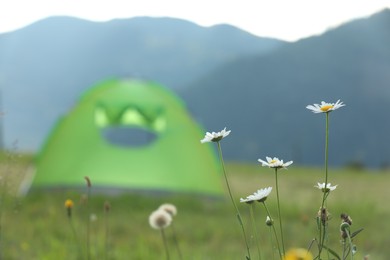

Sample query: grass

[0,153,389,259]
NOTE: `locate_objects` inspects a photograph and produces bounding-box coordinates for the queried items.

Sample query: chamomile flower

[200,127,231,143]
[306,100,345,113]
[315,182,337,192]
[240,187,272,203]
[258,157,293,169]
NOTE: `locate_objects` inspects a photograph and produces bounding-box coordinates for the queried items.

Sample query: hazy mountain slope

[0,16,284,150]
[180,9,390,167]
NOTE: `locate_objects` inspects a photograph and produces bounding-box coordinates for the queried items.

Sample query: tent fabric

[31,79,223,195]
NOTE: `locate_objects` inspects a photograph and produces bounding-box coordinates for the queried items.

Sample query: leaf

[323,245,341,260]
[351,228,364,239]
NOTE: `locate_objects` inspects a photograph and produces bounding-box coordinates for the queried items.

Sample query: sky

[1,0,390,42]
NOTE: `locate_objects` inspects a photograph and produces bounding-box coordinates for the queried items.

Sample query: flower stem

[318,112,330,259]
[274,168,285,256]
[321,112,330,209]
[171,223,183,260]
[68,218,83,259]
[346,231,354,260]
[268,226,275,260]
[217,141,251,260]
[86,187,91,260]
[104,208,110,260]
[250,204,262,260]
[161,228,170,260]
[262,202,283,260]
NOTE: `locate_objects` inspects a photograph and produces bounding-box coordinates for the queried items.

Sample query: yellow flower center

[270,160,277,163]
[320,105,333,112]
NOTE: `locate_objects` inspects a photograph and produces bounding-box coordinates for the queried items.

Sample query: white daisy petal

[315,182,337,192]
[240,187,273,204]
[200,127,231,143]
[306,100,345,113]
[258,157,293,169]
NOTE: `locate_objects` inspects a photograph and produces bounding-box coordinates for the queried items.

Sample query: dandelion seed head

[158,203,177,217]
[149,209,172,229]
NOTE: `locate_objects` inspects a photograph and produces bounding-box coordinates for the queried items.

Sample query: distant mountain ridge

[0,9,389,168]
[0,16,284,150]
[179,8,390,167]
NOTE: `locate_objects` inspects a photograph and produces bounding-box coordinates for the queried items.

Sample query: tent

[30,79,223,195]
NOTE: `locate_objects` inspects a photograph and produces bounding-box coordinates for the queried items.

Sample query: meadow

[0,152,389,259]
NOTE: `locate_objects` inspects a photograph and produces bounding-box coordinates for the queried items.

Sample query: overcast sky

[1,0,389,41]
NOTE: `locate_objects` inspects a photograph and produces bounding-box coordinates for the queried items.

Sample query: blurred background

[1,1,390,259]
[0,0,389,168]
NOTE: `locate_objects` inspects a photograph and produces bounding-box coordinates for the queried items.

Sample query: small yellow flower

[65,199,74,209]
[65,199,74,218]
[284,248,313,260]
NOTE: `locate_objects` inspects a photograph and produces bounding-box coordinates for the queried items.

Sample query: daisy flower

[306,100,345,113]
[240,187,272,203]
[200,127,231,143]
[258,157,293,169]
[315,182,337,192]
[149,209,172,230]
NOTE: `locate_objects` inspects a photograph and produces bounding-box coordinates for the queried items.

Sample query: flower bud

[265,216,273,226]
[340,222,350,232]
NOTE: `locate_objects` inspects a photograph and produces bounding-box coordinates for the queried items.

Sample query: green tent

[30,79,223,195]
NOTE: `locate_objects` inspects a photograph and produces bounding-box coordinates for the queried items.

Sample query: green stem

[346,231,354,260]
[324,112,329,190]
[274,168,285,256]
[217,141,251,260]
[318,112,330,259]
[69,218,83,260]
[161,228,170,260]
[262,202,283,260]
[86,187,91,260]
[268,226,275,260]
[342,239,346,260]
[171,223,183,260]
[250,204,262,260]
[104,209,109,260]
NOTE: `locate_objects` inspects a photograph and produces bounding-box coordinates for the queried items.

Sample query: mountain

[179,9,390,167]
[0,16,284,150]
